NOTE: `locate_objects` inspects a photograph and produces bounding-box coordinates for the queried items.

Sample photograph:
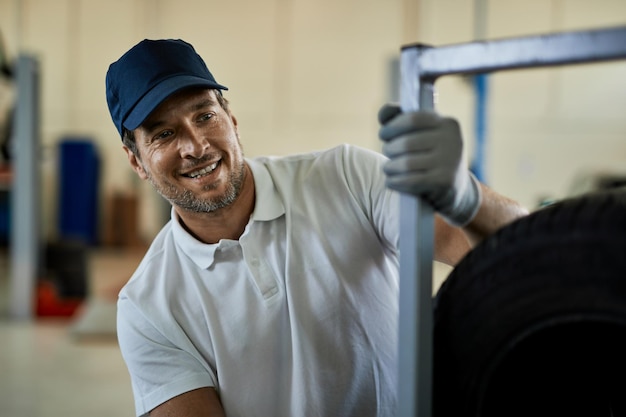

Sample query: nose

[179,124,209,159]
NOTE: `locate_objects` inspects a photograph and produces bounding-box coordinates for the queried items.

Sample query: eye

[153,130,174,141]
[198,112,214,123]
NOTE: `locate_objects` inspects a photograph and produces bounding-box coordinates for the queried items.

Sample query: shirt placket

[240,235,279,301]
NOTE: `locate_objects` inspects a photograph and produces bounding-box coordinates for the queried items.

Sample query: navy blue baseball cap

[106,39,228,138]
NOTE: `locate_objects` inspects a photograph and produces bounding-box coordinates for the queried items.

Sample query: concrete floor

[0,246,144,417]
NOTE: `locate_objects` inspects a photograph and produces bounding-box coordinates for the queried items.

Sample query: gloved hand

[378,103,482,227]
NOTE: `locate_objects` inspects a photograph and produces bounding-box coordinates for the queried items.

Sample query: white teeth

[188,162,218,178]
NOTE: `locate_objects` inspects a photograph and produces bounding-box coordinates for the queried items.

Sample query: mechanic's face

[126,88,246,214]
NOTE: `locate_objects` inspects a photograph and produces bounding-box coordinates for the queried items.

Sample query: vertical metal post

[396,45,436,417]
[9,54,40,320]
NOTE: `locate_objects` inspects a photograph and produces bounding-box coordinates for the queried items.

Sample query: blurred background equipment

[0,28,14,247]
[57,138,100,246]
[0,28,14,164]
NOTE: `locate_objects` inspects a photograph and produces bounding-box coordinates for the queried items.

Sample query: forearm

[462,182,529,246]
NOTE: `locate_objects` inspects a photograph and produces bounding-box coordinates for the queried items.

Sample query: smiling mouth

[184,161,219,179]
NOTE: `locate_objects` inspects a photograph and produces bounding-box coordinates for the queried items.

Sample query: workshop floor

[0,246,145,417]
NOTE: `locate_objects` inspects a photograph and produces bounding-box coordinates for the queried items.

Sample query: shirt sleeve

[117,295,217,417]
[340,144,400,252]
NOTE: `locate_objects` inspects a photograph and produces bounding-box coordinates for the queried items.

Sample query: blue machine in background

[0,187,8,245]
[470,73,488,183]
[58,138,100,245]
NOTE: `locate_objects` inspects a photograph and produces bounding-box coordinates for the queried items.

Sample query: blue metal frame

[396,25,626,417]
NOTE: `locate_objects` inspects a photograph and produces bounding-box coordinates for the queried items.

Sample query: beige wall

[1,0,625,242]
[486,0,626,208]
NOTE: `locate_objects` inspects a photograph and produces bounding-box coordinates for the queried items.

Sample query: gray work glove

[378,104,482,227]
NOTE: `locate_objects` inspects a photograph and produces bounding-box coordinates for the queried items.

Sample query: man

[106,39,527,417]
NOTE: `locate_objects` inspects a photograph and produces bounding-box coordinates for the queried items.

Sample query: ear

[123,146,149,180]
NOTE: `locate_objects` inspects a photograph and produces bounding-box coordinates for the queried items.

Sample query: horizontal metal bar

[404,25,626,78]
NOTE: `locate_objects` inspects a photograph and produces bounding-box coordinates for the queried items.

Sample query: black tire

[433,188,626,417]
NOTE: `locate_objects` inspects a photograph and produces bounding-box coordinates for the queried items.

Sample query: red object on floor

[36,280,83,317]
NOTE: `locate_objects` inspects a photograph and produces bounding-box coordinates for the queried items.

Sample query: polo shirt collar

[171,159,285,269]
[246,158,285,222]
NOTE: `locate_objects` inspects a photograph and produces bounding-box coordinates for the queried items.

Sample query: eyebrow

[141,98,217,133]
[190,98,216,112]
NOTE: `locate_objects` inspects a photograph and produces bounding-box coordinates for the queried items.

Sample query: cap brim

[124,75,228,132]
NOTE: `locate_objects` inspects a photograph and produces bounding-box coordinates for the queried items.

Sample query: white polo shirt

[117,144,401,417]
